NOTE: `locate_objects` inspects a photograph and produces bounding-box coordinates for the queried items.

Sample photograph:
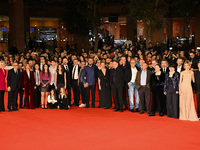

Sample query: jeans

[128,82,139,110]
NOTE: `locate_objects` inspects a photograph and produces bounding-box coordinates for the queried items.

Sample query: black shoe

[104,107,109,109]
[135,108,139,112]
[19,106,24,109]
[120,110,123,112]
[114,109,120,112]
[12,109,19,111]
[159,113,164,117]
[97,106,101,108]
[123,107,128,110]
[139,111,144,114]
[112,107,116,109]
[8,109,12,112]
[149,113,155,116]
[130,109,135,113]
[92,106,95,108]
[72,103,76,105]
[85,106,89,108]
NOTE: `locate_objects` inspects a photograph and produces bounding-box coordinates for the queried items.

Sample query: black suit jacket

[7,68,21,91]
[161,67,169,74]
[175,65,184,73]
[125,65,139,88]
[194,70,200,93]
[63,64,72,86]
[110,67,124,88]
[71,65,81,80]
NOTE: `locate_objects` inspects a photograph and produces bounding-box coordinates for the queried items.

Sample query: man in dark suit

[176,57,185,73]
[189,51,198,70]
[63,57,72,105]
[7,62,21,112]
[161,59,169,74]
[18,62,24,108]
[194,61,200,118]
[135,63,152,115]
[149,59,158,73]
[119,56,129,110]
[71,59,81,106]
[110,60,125,112]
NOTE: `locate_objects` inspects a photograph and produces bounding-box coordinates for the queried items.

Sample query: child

[58,87,69,110]
[47,89,57,109]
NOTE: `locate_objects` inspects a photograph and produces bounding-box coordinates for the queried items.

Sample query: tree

[62,0,105,52]
[128,0,168,48]
[172,0,200,36]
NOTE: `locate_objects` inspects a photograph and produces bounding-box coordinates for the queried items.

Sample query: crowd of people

[0,41,200,121]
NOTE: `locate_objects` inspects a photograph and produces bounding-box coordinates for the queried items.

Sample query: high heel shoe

[41,104,44,109]
[45,104,48,109]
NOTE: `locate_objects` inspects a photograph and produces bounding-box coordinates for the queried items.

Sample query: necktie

[37,72,39,85]
[73,66,76,79]
[66,65,69,71]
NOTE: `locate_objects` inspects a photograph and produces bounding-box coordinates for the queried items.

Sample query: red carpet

[1,92,200,150]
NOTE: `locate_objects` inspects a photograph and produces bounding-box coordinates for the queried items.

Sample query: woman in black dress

[149,64,165,117]
[55,64,66,95]
[98,61,112,109]
[164,64,180,119]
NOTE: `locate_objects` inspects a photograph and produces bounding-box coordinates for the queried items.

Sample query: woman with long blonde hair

[179,60,199,121]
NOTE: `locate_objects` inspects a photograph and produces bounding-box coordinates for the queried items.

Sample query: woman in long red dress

[21,64,36,109]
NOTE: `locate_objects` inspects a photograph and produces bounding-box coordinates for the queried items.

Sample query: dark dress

[56,72,65,93]
[98,68,112,108]
[150,72,165,115]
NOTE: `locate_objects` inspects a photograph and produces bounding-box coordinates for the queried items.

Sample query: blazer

[164,72,180,93]
[135,69,152,90]
[71,65,81,80]
[194,70,200,92]
[161,67,169,74]
[110,66,124,88]
[7,68,21,91]
[125,65,139,88]
[21,71,35,91]
[63,63,72,86]
[175,65,184,73]
[0,68,6,91]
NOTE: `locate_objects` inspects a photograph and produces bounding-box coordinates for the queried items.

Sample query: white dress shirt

[177,66,182,73]
[27,71,30,79]
[130,67,138,83]
[72,65,79,80]
[49,65,57,85]
[35,70,40,86]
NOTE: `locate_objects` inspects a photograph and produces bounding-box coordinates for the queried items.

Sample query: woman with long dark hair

[55,64,66,95]
[40,64,51,109]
